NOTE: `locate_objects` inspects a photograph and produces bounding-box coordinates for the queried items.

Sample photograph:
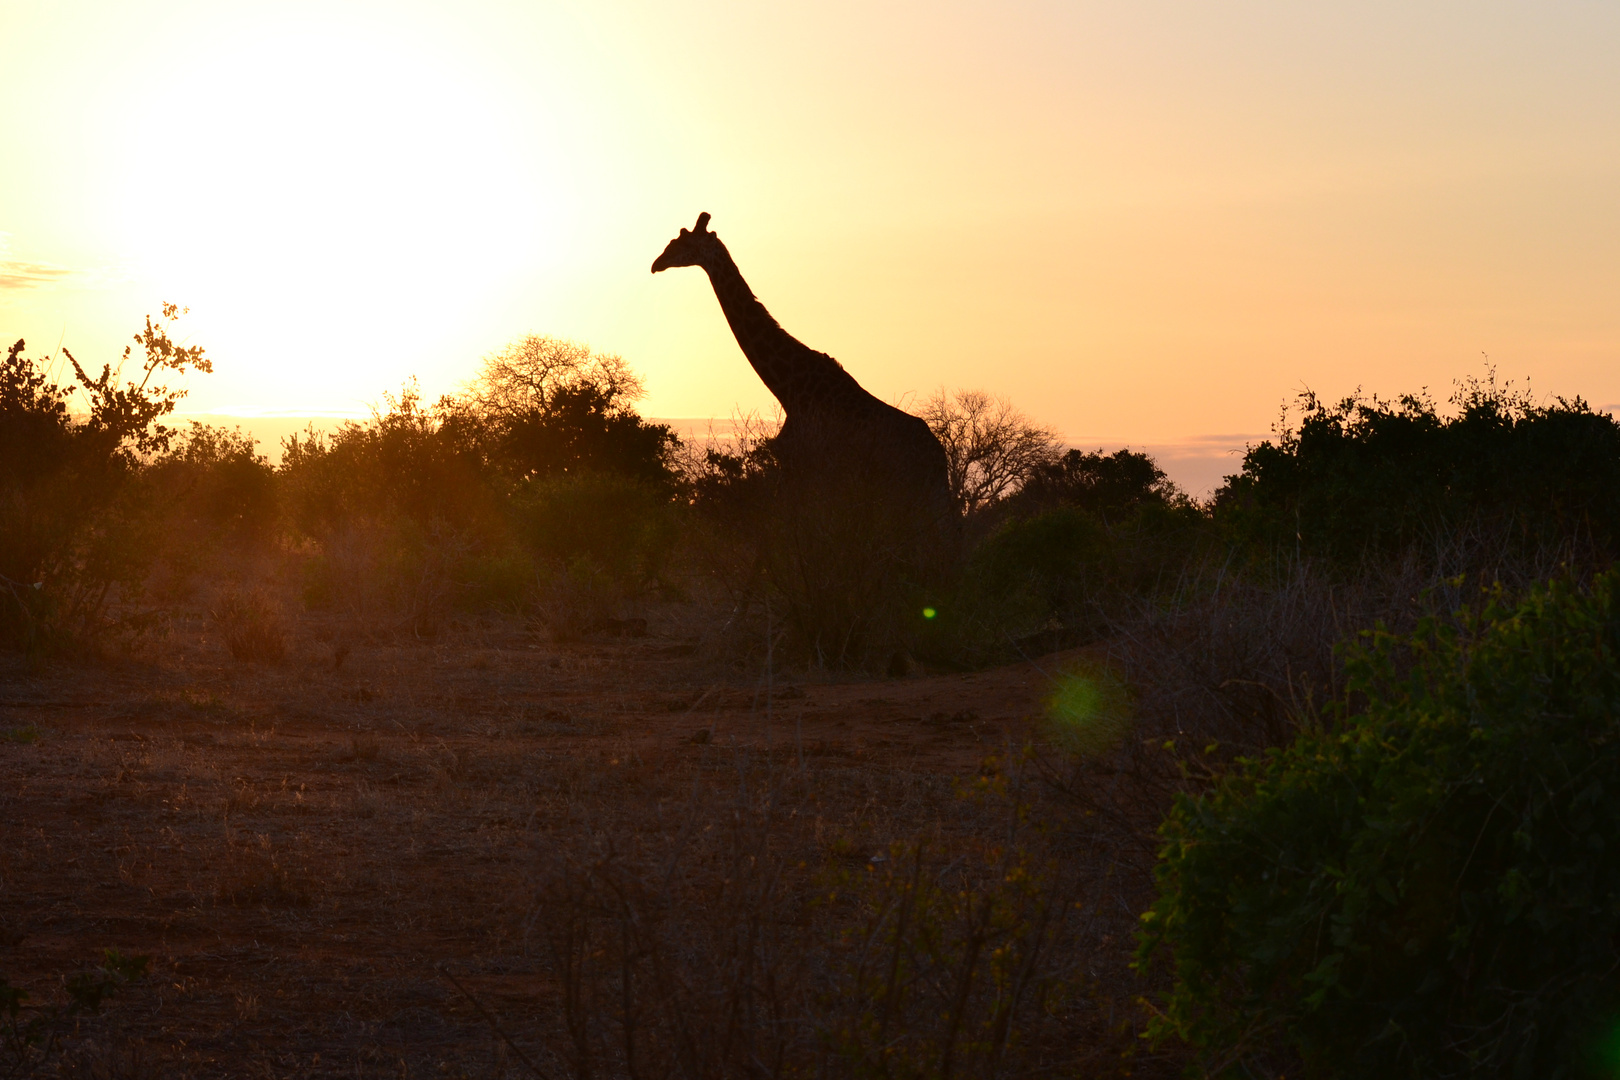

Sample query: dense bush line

[7,313,1618,671]
[1217,376,1620,568]
[0,325,684,646]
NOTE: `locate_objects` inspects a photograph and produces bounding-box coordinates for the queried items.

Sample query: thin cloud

[0,259,75,290]
[0,231,80,291]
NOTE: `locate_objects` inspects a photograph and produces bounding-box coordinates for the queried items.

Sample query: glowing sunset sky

[2,0,1617,445]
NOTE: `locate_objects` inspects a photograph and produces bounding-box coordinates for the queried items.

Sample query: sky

[3,0,1618,464]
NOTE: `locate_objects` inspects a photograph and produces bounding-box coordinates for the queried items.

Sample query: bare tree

[920,389,1060,517]
[465,335,645,420]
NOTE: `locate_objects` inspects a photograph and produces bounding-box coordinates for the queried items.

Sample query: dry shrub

[523,756,1124,1079]
[530,562,621,642]
[213,832,313,908]
[1056,540,1568,849]
[300,518,471,634]
[211,588,288,662]
[531,805,812,1077]
[1058,561,1394,841]
[350,780,387,820]
[0,950,149,1076]
[818,835,1079,1078]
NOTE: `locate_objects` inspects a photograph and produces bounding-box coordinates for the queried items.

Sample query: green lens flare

[1592,1016,1620,1076]
[922,607,936,619]
[1044,668,1131,757]
[1049,675,1102,726]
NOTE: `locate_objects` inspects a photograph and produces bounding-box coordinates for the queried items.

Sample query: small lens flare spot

[922,607,937,619]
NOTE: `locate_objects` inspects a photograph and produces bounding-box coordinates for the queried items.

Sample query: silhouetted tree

[466,335,678,485]
[1015,447,1182,518]
[0,305,212,646]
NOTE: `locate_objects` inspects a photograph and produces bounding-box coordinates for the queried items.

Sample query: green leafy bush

[970,507,1115,614]
[278,384,509,622]
[512,471,677,587]
[1139,570,1620,1078]
[943,450,1204,659]
[460,549,537,612]
[500,470,677,638]
[2,950,147,1076]
[928,507,1114,659]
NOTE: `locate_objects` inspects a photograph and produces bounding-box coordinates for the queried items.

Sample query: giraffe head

[651,212,723,273]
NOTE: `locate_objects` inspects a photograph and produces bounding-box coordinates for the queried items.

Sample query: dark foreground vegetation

[4,312,1619,1077]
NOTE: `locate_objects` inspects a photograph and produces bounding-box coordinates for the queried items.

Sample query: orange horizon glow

[3,0,1618,448]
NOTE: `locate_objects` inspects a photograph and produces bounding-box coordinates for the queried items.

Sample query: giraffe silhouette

[652,212,951,524]
[653,212,953,667]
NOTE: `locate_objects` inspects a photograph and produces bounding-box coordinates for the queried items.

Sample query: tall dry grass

[518,746,1157,1080]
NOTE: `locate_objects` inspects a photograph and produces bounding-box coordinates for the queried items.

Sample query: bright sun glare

[107,11,546,401]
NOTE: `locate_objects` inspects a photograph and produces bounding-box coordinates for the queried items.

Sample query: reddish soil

[1,598,1157,1078]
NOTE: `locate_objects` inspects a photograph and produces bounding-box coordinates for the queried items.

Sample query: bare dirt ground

[1,593,1166,1078]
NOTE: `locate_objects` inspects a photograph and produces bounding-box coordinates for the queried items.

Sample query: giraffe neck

[698,243,861,415]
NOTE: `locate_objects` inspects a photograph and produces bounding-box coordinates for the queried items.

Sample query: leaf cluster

[60,301,211,458]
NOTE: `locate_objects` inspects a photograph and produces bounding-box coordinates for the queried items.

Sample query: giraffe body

[652,213,951,522]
